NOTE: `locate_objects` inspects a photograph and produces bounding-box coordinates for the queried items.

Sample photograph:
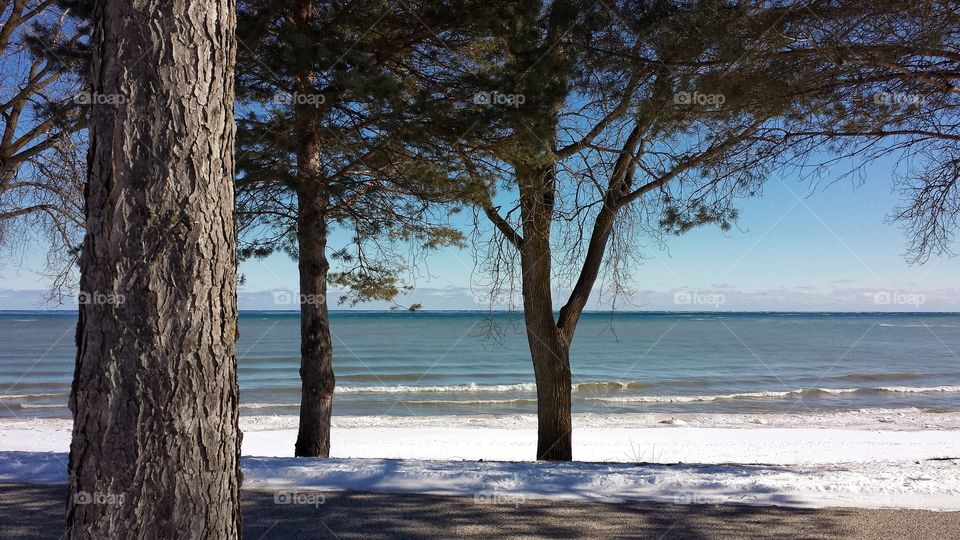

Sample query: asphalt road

[2,484,959,539]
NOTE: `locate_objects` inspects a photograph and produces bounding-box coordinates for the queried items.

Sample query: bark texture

[518,165,573,461]
[67,0,240,537]
[294,183,335,457]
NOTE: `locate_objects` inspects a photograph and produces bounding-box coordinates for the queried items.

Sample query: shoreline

[5,407,960,431]
[3,410,959,464]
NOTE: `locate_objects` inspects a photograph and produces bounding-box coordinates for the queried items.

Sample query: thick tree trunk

[67,0,240,537]
[294,184,335,457]
[517,165,573,461]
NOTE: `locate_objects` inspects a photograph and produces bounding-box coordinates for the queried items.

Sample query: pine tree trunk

[517,165,573,461]
[67,0,240,537]
[287,0,335,458]
[294,184,335,457]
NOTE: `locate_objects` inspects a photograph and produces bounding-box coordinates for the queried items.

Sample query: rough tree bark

[294,181,335,457]
[67,0,241,537]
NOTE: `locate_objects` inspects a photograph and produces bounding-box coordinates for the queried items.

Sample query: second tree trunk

[294,186,335,457]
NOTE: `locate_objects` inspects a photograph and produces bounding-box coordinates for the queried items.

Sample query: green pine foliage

[234,0,486,305]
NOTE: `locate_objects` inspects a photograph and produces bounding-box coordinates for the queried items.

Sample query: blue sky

[231,152,960,311]
[1,152,958,312]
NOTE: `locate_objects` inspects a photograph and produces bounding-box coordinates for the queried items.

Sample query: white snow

[0,451,957,510]
[1,411,959,510]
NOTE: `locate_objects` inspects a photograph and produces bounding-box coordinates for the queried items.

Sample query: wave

[331,381,960,396]
[333,380,707,394]
[574,381,653,391]
[240,403,298,409]
[586,390,797,404]
[336,383,539,394]
[0,392,69,401]
[239,398,540,409]
[337,373,450,382]
[875,385,960,393]
[878,323,958,328]
[15,403,66,409]
[585,386,960,404]
[406,398,539,406]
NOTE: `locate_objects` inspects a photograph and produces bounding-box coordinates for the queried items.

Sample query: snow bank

[1,451,957,510]
[2,411,959,510]
[3,411,958,464]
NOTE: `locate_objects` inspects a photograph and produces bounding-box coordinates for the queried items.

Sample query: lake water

[1,311,959,418]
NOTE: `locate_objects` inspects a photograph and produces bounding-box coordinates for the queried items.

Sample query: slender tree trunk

[517,165,573,461]
[67,0,240,537]
[287,0,335,459]
[294,183,335,457]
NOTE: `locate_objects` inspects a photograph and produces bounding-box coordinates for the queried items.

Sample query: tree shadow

[240,489,959,540]
[2,482,958,539]
[0,483,64,538]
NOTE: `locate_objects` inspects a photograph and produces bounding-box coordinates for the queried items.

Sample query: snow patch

[1,452,958,510]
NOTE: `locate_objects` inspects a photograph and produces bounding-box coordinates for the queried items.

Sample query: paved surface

[2,484,959,539]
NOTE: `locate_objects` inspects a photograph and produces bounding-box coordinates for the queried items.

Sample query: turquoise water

[1,311,959,418]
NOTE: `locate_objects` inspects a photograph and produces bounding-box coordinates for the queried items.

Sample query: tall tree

[442,0,875,460]
[67,0,240,536]
[235,0,481,457]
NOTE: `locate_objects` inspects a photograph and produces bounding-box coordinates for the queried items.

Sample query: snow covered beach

[3,410,959,511]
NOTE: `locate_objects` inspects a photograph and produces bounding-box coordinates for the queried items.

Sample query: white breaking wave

[587,391,798,404]
[335,383,539,394]
[240,403,298,409]
[584,386,960,404]
[406,399,539,406]
[331,383,960,398]
[15,404,64,409]
[875,385,960,393]
[0,393,68,401]
[234,385,960,410]
[334,381,652,394]
[234,384,960,410]
[878,323,957,328]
